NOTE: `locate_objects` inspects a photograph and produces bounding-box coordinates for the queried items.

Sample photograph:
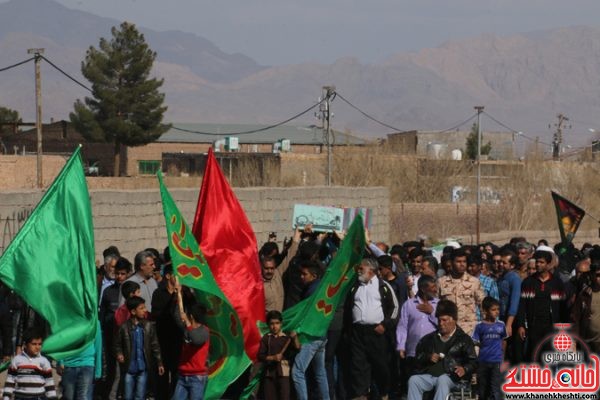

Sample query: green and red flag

[0,147,98,360]
[158,172,250,400]
[192,148,265,360]
[551,191,585,244]
[274,213,365,341]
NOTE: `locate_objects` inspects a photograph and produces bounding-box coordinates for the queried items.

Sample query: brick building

[387,130,515,160]
[1,121,368,177]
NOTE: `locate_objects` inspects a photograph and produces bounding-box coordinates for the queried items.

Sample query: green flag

[158,172,250,400]
[241,215,366,400]
[0,147,97,359]
[272,214,365,342]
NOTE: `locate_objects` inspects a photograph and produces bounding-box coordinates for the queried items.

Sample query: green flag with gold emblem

[158,172,250,400]
[272,214,365,342]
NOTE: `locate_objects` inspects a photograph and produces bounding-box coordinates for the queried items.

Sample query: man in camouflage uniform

[438,248,484,335]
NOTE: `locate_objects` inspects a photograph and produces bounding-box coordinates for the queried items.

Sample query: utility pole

[552,113,570,161]
[28,48,44,188]
[319,86,336,186]
[474,105,484,245]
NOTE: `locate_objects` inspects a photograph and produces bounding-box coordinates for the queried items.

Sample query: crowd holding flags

[158,172,250,399]
[1,146,595,398]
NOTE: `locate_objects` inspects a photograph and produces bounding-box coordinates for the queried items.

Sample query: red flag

[192,148,265,360]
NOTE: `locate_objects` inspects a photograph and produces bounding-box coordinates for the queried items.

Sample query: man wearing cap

[345,258,399,400]
[408,299,477,400]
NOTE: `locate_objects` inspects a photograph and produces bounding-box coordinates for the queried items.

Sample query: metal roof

[159,123,369,145]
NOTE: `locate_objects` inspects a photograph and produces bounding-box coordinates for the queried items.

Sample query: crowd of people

[0,224,599,400]
[258,227,600,400]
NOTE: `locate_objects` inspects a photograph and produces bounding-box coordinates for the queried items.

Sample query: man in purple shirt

[396,275,439,395]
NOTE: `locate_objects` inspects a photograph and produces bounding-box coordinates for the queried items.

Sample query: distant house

[387,130,515,160]
[124,123,368,176]
[1,121,368,177]
[0,120,116,174]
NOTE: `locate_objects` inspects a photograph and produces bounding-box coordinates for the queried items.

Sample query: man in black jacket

[407,299,477,400]
[345,258,399,400]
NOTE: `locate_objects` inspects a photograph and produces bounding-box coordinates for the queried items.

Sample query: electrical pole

[320,86,335,186]
[552,113,570,161]
[474,106,484,245]
[28,48,44,188]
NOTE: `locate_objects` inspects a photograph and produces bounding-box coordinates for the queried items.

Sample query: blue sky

[44,0,600,65]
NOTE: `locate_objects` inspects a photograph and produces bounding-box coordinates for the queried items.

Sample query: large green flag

[272,214,365,342]
[158,172,250,400]
[0,147,98,359]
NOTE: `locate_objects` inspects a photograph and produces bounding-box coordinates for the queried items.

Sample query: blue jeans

[408,373,456,400]
[61,365,94,400]
[172,375,207,400]
[292,337,330,400]
[124,370,148,400]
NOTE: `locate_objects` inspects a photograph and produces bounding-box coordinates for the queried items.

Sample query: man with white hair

[345,258,399,400]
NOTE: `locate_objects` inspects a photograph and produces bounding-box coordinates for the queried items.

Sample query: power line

[483,111,552,146]
[0,57,35,72]
[171,99,325,136]
[336,91,481,135]
[40,56,92,92]
[335,91,406,132]
[437,114,478,133]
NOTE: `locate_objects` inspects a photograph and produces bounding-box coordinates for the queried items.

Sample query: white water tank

[451,149,462,160]
[426,143,447,159]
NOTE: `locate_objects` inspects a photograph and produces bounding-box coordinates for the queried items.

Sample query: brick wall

[0,155,67,189]
[0,186,389,261]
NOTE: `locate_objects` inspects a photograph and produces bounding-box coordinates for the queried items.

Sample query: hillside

[1,0,600,145]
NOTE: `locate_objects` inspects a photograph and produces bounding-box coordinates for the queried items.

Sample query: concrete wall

[0,186,390,261]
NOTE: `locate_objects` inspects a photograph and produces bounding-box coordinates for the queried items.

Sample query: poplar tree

[465,123,492,160]
[70,22,170,176]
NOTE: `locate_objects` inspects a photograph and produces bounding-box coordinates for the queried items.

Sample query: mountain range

[1,0,600,145]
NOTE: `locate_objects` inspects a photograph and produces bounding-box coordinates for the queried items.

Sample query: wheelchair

[445,379,478,400]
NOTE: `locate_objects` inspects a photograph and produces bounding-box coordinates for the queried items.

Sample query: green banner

[158,172,250,399]
[0,147,98,360]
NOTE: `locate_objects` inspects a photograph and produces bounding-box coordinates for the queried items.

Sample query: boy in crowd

[472,297,507,400]
[2,328,57,400]
[114,297,164,400]
[114,281,142,328]
[172,283,211,400]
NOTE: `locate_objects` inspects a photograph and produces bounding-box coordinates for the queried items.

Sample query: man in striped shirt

[2,328,57,400]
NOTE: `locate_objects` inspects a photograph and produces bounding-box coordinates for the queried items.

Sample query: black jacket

[344,276,399,333]
[114,319,163,372]
[414,327,477,382]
